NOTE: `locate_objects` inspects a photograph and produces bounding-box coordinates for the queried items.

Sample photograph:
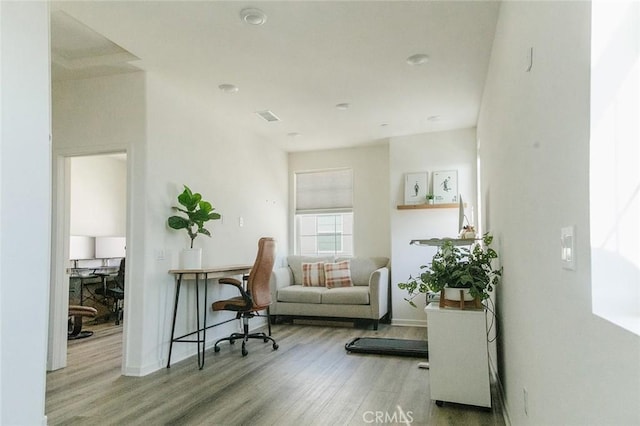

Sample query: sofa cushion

[336,257,389,286]
[288,256,335,285]
[324,260,353,288]
[321,286,370,305]
[302,262,325,287]
[277,285,325,304]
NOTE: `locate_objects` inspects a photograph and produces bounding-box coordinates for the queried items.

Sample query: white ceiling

[51,1,500,152]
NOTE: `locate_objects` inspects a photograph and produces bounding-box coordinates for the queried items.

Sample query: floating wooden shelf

[397,203,460,210]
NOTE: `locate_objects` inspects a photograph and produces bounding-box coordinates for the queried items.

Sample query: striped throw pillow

[302,262,325,287]
[324,260,353,288]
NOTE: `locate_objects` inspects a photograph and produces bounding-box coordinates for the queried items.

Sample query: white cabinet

[425,302,491,408]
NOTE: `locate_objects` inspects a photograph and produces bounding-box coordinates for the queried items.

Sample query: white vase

[180,248,202,270]
[443,287,474,301]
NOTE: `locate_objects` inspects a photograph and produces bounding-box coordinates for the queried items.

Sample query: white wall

[133,72,288,373]
[478,2,640,425]
[389,129,477,325]
[288,145,390,259]
[0,1,51,424]
[70,155,127,237]
[53,73,144,154]
[53,71,289,375]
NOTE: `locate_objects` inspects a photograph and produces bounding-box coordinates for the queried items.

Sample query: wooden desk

[167,265,252,369]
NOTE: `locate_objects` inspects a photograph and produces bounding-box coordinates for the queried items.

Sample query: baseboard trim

[391,318,427,327]
[490,363,512,426]
[123,360,164,377]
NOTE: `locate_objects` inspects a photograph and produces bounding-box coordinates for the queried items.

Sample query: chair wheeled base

[214,312,278,357]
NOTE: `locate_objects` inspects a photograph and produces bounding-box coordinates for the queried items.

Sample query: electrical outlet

[523,387,529,416]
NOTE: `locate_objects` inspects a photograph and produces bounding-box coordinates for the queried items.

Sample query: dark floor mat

[345,337,428,358]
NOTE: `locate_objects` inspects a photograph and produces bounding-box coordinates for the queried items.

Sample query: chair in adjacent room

[68,305,98,340]
[212,237,279,356]
[106,258,125,325]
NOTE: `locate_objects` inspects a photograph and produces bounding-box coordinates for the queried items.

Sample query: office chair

[68,305,98,340]
[212,237,279,356]
[107,258,125,325]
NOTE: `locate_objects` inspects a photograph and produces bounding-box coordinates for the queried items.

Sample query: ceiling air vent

[255,110,281,122]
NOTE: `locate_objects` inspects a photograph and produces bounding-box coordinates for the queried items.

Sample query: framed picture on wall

[432,170,458,204]
[404,172,428,204]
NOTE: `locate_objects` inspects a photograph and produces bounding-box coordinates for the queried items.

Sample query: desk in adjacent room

[68,267,118,306]
[167,265,253,369]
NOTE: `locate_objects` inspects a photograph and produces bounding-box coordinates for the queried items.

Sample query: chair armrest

[219,277,243,290]
[219,277,251,304]
[368,267,390,318]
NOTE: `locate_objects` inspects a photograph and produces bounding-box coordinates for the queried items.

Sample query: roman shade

[295,169,353,214]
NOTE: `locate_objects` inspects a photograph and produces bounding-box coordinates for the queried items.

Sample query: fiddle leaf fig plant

[167,185,221,248]
[398,233,502,307]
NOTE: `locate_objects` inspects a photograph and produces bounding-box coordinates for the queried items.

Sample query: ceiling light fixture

[218,83,239,93]
[336,103,350,110]
[406,53,429,66]
[240,8,267,25]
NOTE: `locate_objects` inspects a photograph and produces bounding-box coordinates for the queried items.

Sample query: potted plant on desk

[167,185,221,269]
[398,233,502,309]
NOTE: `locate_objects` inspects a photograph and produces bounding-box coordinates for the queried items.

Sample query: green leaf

[177,186,199,211]
[168,216,190,230]
[199,200,212,213]
[190,209,210,222]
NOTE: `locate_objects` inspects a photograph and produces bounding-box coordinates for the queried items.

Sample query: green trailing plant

[167,185,221,248]
[398,233,502,307]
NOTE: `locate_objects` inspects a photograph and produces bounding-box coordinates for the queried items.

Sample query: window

[297,213,353,256]
[295,169,354,256]
[590,0,640,336]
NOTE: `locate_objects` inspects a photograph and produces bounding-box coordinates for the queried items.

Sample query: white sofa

[269,256,390,329]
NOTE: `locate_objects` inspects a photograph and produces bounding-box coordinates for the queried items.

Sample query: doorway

[48,152,128,371]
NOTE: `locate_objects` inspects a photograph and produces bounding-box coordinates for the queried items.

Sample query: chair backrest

[247,237,276,308]
[114,258,125,289]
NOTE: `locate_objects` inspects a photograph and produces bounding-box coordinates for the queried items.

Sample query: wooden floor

[46,321,505,426]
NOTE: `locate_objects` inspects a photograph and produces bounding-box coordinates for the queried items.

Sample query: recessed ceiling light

[218,83,239,93]
[240,8,267,25]
[336,103,350,110]
[406,53,429,66]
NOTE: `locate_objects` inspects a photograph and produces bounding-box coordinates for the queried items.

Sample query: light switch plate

[561,226,575,270]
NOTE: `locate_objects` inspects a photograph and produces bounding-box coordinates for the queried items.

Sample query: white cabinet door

[425,303,491,407]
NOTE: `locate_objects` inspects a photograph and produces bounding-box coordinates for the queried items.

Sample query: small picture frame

[404,172,428,204]
[433,170,458,204]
